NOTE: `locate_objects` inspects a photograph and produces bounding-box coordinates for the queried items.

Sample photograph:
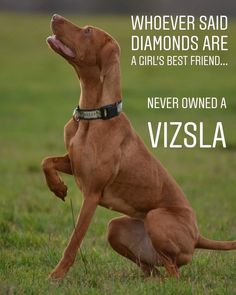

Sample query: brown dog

[42,14,236,280]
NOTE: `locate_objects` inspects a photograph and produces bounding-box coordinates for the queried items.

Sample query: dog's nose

[52,14,63,21]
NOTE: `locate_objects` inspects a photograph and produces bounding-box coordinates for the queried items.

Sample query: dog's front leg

[41,154,72,201]
[49,193,100,279]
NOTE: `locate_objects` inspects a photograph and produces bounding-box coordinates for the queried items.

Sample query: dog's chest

[64,119,79,151]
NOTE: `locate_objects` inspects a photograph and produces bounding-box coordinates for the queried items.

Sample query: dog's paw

[49,259,72,280]
[50,182,68,201]
[49,268,66,280]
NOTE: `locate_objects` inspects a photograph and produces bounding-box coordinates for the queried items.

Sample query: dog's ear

[99,38,120,81]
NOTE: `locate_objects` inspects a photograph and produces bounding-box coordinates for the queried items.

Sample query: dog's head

[47,14,120,79]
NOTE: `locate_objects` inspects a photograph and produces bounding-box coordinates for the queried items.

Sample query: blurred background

[0,1,236,294]
[0,0,236,15]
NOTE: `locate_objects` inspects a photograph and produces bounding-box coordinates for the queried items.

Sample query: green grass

[0,13,236,294]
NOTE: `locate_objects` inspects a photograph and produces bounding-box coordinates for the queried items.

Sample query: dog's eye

[84,27,92,36]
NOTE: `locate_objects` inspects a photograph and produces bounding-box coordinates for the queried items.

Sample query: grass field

[0,13,236,294]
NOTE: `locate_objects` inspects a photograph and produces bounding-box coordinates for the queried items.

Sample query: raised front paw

[49,181,68,201]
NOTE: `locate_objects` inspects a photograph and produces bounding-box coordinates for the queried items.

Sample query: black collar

[73,100,122,121]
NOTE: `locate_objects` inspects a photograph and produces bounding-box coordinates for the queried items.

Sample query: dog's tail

[196,235,236,250]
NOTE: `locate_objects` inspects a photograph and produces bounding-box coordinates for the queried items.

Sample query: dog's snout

[52,14,64,22]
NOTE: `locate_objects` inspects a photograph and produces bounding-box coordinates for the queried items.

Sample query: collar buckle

[100,103,118,120]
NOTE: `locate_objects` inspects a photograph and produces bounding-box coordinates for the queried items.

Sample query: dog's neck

[75,63,122,109]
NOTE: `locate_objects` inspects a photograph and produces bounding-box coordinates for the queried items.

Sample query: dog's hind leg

[107,216,161,277]
[41,154,72,201]
[144,207,197,278]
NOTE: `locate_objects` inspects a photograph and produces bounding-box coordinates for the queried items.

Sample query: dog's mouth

[47,35,75,58]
